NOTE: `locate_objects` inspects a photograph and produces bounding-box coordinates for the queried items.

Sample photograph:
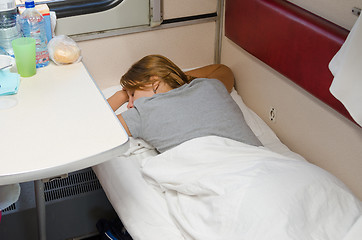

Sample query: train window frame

[16,0,124,19]
[46,0,124,19]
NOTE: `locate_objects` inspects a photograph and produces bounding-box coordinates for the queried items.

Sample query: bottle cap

[25,0,35,8]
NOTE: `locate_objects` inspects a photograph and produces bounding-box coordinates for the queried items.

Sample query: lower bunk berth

[93,86,362,240]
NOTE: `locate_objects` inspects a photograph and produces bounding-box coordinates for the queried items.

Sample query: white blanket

[141,136,361,240]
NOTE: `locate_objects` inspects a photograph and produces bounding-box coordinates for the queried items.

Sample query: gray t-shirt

[122,78,262,153]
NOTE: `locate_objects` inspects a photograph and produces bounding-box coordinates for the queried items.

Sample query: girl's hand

[119,88,129,102]
[107,89,129,112]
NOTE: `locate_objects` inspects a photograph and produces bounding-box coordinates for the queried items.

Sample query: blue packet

[0,70,20,96]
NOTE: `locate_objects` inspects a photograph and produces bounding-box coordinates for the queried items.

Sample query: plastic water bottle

[19,0,49,68]
[0,0,22,56]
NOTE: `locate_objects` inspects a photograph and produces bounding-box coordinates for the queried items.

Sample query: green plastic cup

[11,37,36,77]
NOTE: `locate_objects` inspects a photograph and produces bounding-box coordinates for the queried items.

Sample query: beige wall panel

[78,22,215,90]
[221,37,362,200]
[163,0,217,19]
[287,0,362,30]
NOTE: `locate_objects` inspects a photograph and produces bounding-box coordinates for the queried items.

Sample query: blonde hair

[121,55,195,90]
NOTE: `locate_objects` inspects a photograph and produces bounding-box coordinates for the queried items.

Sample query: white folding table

[0,62,129,239]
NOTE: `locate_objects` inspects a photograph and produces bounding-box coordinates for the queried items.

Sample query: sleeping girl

[107,54,262,153]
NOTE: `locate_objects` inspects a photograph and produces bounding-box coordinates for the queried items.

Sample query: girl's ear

[150,76,160,93]
[152,82,160,94]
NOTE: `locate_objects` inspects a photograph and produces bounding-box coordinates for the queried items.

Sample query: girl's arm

[185,64,235,93]
[107,90,128,112]
[107,90,132,136]
[117,114,132,136]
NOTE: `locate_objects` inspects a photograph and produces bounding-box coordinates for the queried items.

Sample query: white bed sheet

[93,86,361,240]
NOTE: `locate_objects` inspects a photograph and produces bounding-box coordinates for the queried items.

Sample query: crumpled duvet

[141,136,362,240]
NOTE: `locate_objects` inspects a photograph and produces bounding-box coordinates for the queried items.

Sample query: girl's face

[126,87,154,109]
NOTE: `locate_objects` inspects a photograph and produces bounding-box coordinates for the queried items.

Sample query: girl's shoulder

[188,78,226,91]
[189,77,222,86]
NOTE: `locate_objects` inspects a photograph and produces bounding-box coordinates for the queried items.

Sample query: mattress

[93,86,361,240]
